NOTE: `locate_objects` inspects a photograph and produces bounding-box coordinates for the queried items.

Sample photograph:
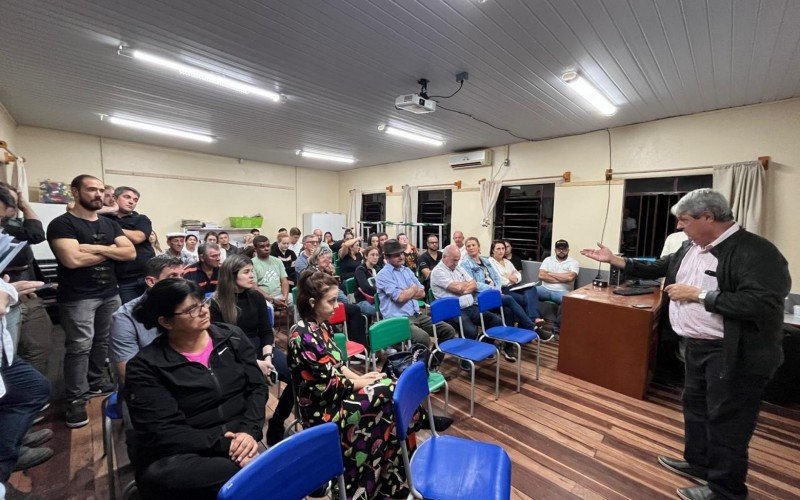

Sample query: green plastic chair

[334,332,349,365]
[369,317,448,415]
[344,277,357,300]
[426,288,435,303]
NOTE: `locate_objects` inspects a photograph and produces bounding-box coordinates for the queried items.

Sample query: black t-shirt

[47,212,125,302]
[509,254,523,272]
[417,251,442,289]
[103,212,154,282]
[338,253,363,283]
[270,247,297,282]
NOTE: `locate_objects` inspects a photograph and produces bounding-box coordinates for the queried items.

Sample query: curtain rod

[605,156,769,180]
[0,140,25,163]
[402,181,462,190]
[479,171,571,185]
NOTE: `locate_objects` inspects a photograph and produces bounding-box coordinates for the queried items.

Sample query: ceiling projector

[395,93,437,114]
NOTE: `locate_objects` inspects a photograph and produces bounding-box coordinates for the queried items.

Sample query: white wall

[15,126,341,243]
[340,98,800,292]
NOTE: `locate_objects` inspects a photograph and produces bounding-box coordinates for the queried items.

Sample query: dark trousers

[0,356,52,481]
[137,454,240,500]
[118,278,146,305]
[682,339,770,500]
[17,295,54,375]
[344,303,367,347]
[500,294,535,330]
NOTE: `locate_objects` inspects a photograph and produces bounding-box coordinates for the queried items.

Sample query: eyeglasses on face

[174,297,212,318]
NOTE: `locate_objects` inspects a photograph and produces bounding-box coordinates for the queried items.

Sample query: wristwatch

[259,352,273,361]
[698,290,708,304]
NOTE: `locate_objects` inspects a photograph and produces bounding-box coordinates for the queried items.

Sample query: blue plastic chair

[430,296,499,417]
[477,289,540,392]
[218,422,347,500]
[394,362,512,499]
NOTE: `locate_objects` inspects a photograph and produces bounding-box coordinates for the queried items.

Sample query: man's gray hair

[198,242,220,257]
[670,188,734,222]
[302,234,316,243]
[114,186,140,198]
[442,244,460,257]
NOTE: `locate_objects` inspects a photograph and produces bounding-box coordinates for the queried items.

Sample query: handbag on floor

[381,343,430,379]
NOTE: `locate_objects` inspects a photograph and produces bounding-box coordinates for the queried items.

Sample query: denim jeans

[0,356,52,481]
[536,287,567,304]
[445,305,502,341]
[500,294,535,330]
[503,286,542,320]
[59,295,122,400]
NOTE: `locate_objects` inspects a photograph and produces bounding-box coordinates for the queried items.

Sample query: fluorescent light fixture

[561,71,617,116]
[295,149,355,164]
[118,46,281,102]
[377,124,444,146]
[104,116,215,143]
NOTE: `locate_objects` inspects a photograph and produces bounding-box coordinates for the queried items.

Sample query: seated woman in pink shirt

[124,278,268,500]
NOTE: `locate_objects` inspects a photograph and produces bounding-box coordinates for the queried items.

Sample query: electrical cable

[429,80,464,99]
[437,104,534,141]
[595,129,613,278]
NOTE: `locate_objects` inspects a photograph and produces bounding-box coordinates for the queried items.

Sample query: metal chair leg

[104,413,117,500]
[515,342,522,392]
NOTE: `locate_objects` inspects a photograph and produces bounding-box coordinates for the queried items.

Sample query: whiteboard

[302,212,347,240]
[29,202,69,261]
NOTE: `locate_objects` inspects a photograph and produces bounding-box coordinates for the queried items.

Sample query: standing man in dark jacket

[582,189,791,500]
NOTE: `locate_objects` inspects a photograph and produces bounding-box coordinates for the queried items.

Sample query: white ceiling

[1,0,799,171]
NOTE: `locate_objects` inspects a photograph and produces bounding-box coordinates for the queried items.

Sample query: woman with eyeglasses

[125,278,268,500]
[209,254,293,446]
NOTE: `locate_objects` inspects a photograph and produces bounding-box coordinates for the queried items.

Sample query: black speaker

[609,265,625,287]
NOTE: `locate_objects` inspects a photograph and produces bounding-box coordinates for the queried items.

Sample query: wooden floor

[9,334,800,499]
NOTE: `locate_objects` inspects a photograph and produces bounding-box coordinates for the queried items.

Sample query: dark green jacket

[625,228,791,380]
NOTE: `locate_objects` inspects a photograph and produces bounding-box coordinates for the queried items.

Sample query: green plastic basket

[229,216,263,228]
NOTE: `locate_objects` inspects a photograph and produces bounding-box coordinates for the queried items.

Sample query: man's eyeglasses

[174,298,211,318]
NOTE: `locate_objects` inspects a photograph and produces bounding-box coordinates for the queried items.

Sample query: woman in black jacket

[210,254,293,446]
[125,278,268,500]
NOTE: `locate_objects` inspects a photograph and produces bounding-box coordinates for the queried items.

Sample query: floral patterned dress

[288,320,409,499]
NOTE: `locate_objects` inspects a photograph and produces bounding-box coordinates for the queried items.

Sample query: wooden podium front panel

[557,284,662,399]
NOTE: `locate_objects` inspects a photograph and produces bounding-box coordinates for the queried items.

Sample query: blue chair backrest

[430,296,462,324]
[393,362,430,441]
[217,422,344,500]
[477,289,503,313]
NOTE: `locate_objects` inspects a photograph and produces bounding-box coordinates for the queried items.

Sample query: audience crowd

[0,173,568,499]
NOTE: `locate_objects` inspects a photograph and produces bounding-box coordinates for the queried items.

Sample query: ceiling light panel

[561,71,617,116]
[104,115,215,143]
[118,46,281,102]
[377,124,444,146]
[295,149,355,164]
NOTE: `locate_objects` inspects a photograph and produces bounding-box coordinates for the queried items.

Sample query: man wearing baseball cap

[537,239,579,335]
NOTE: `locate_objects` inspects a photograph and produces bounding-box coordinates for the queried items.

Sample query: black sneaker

[502,344,517,362]
[22,428,54,448]
[13,446,54,471]
[66,399,89,428]
[429,416,454,432]
[85,381,116,398]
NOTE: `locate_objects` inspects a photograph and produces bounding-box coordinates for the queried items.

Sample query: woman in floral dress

[288,271,410,499]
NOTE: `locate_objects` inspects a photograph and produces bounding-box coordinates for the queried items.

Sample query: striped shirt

[669,223,739,339]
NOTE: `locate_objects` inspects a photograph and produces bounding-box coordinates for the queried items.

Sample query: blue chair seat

[439,338,496,362]
[410,431,511,500]
[484,326,538,344]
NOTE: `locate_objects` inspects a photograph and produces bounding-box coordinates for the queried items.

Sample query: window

[621,175,712,257]
[361,193,385,238]
[417,189,452,247]
[493,184,555,261]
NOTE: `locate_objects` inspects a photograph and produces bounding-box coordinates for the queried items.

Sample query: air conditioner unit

[449,150,493,169]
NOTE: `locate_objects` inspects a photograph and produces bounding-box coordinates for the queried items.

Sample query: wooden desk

[557,284,663,399]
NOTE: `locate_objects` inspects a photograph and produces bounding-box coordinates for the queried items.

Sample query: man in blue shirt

[375,240,456,349]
